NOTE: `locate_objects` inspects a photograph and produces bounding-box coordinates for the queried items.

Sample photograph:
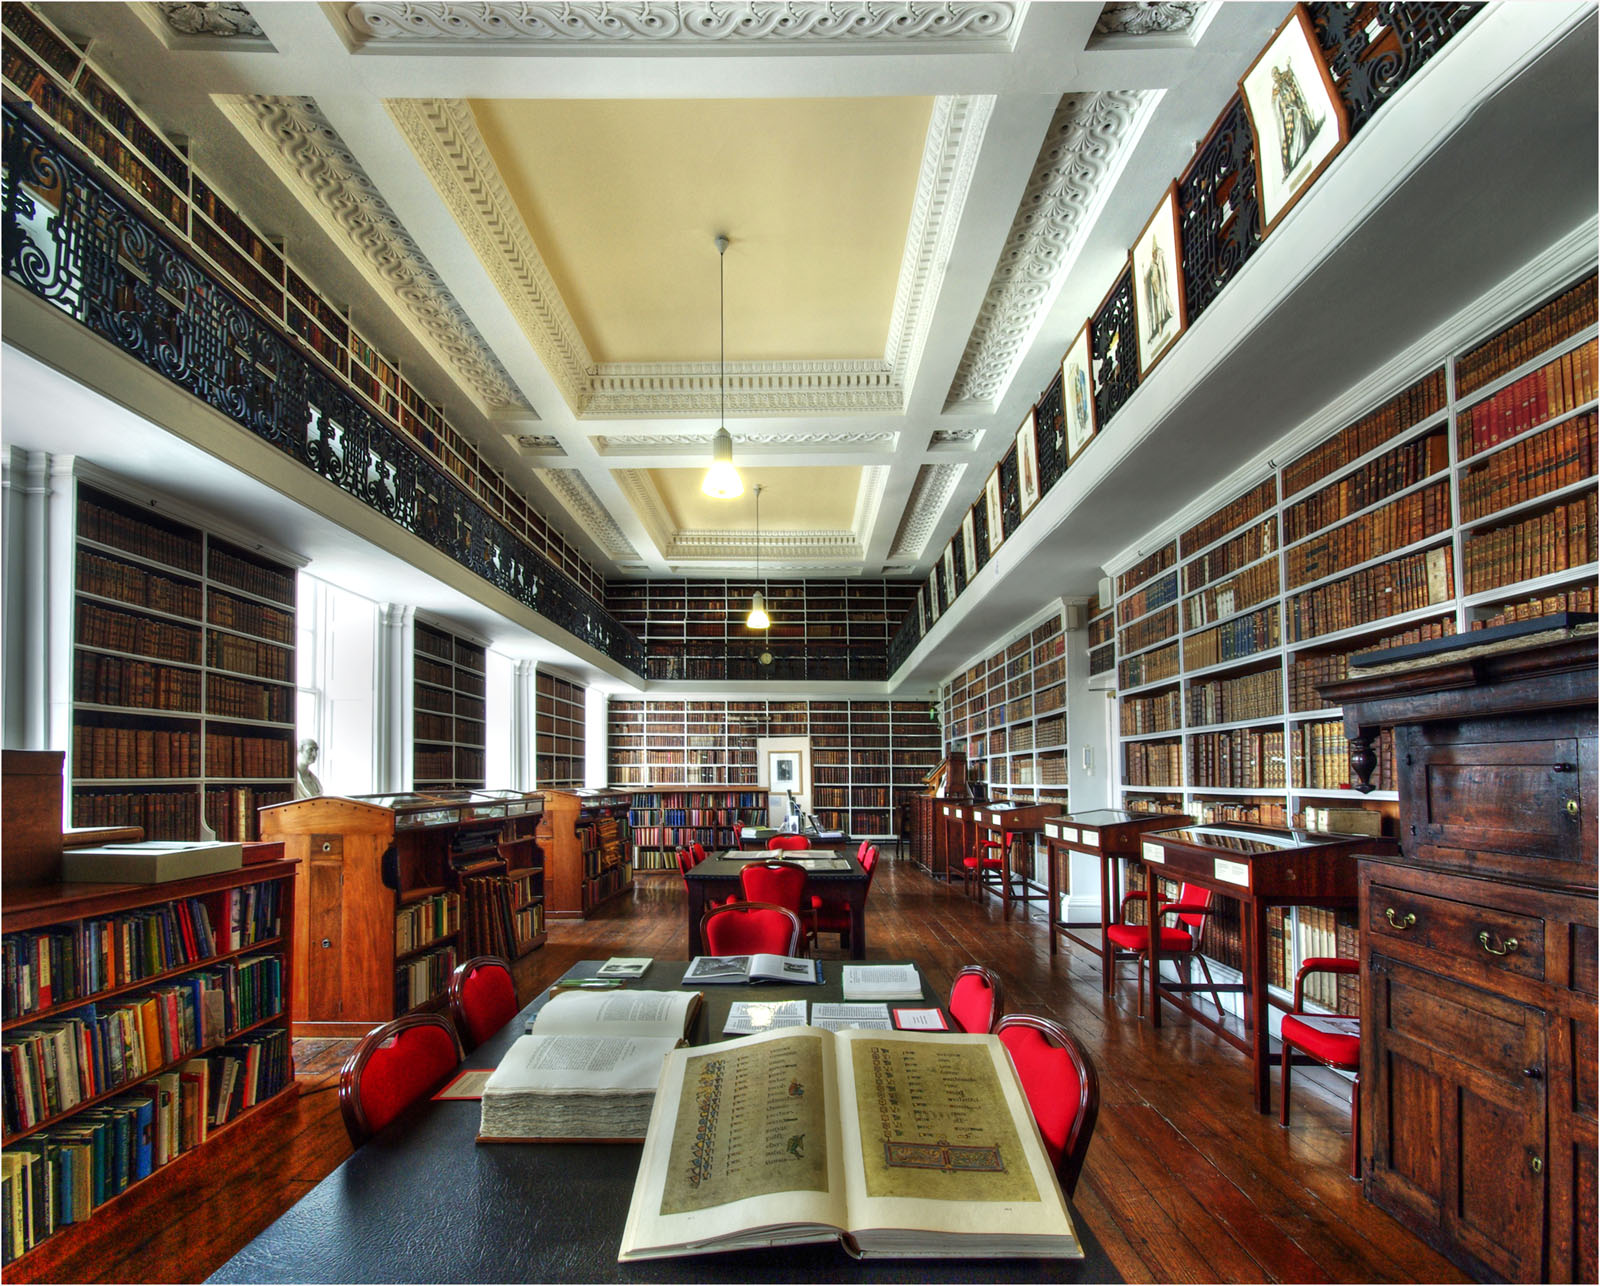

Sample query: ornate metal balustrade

[1,103,644,676]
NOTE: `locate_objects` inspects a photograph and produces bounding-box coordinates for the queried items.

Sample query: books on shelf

[480,989,701,1142]
[618,1027,1079,1262]
[682,956,822,986]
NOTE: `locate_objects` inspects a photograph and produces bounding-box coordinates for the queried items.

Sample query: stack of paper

[840,964,922,1001]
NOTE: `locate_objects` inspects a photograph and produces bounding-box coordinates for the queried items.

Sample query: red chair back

[448,955,518,1050]
[861,845,879,883]
[701,901,803,956]
[338,1013,463,1146]
[996,1014,1100,1198]
[768,834,810,851]
[690,842,709,865]
[949,964,1003,1034]
[739,860,807,912]
[1172,882,1215,933]
[676,847,694,878]
[856,838,873,863]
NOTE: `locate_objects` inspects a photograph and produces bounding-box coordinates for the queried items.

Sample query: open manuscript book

[618,1026,1079,1261]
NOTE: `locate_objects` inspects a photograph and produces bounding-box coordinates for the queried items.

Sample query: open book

[478,989,701,1142]
[619,1026,1079,1261]
[683,955,822,985]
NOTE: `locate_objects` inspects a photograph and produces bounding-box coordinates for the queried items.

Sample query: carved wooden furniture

[537,788,633,918]
[914,751,971,880]
[337,1012,463,1146]
[966,803,1055,917]
[448,955,519,1051]
[1325,630,1597,1282]
[948,964,1004,1034]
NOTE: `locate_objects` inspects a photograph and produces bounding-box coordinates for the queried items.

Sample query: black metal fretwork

[1179,96,1263,326]
[1092,269,1140,428]
[1311,2,1484,137]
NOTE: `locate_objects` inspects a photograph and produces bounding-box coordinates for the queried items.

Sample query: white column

[584,686,607,788]
[1063,595,1114,923]
[512,659,536,791]
[373,603,414,792]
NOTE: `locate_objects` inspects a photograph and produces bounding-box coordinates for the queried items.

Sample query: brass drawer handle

[1385,908,1416,931]
[1479,930,1520,957]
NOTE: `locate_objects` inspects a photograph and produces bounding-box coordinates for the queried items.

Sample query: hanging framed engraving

[928,568,942,622]
[1239,4,1350,236]
[961,510,978,585]
[1131,182,1187,378]
[942,541,958,602]
[1015,409,1041,516]
[984,466,1005,555]
[1061,321,1098,466]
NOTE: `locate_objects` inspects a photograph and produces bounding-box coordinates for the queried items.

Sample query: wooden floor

[61,857,1468,1283]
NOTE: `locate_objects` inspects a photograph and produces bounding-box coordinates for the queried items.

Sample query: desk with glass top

[1138,823,1396,1112]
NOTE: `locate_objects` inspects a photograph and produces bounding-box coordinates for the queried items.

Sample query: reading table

[685,851,869,958]
[968,803,1055,918]
[208,960,1120,1283]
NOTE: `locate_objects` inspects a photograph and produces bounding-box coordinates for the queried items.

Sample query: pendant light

[747,483,771,629]
[702,234,744,499]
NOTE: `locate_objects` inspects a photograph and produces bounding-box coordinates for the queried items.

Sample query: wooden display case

[538,788,634,918]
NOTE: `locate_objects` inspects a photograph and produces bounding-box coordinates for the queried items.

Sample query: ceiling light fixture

[702,234,743,499]
[747,482,771,630]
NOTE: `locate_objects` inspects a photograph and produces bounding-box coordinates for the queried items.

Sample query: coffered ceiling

[19,2,1304,581]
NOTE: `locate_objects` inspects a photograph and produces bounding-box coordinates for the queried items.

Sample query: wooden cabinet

[1327,631,1597,1282]
[538,789,633,918]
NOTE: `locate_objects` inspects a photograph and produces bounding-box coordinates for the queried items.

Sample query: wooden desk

[969,803,1055,919]
[685,852,869,958]
[936,803,984,885]
[1042,811,1195,992]
[209,960,1120,1283]
[1139,823,1394,1113]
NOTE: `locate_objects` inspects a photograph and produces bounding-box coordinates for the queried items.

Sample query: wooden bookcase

[1086,600,1115,685]
[258,790,543,1036]
[537,789,633,918]
[1,756,298,1277]
[412,620,486,791]
[69,478,298,843]
[626,790,767,873]
[534,672,585,789]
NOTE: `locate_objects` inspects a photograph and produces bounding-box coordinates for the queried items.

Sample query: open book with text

[618,1026,1079,1261]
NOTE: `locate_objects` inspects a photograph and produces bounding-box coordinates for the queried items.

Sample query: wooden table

[685,851,869,958]
[1138,823,1395,1113]
[208,960,1121,1283]
[969,803,1055,919]
[1042,810,1195,992]
[936,803,985,884]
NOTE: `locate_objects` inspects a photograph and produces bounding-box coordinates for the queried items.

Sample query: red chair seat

[1281,1014,1359,1066]
[1105,922,1196,953]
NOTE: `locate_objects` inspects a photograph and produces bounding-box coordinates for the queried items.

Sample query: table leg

[849,891,867,960]
[1001,833,1013,921]
[687,884,705,957]
[1146,864,1163,1028]
[1047,843,1060,957]
[1099,851,1114,996]
[1248,900,1270,1114]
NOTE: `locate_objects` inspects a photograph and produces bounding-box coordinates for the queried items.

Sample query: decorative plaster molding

[585,360,902,417]
[217,96,529,416]
[503,431,564,453]
[533,468,637,558]
[888,462,964,559]
[851,465,891,544]
[347,3,1019,47]
[595,429,898,454]
[1093,2,1201,37]
[929,426,980,445]
[944,90,1153,412]
[156,2,265,38]
[667,530,863,562]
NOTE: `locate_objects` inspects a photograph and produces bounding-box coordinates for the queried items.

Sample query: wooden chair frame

[995,1013,1101,1199]
[447,954,517,1051]
[1111,888,1226,1019]
[699,900,804,957]
[949,963,1005,1034]
[1279,956,1362,1179]
[338,1012,464,1146]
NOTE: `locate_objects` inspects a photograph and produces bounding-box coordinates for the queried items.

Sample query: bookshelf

[1,758,298,1277]
[412,621,486,791]
[605,699,939,840]
[1100,271,1598,837]
[627,790,767,873]
[534,672,585,789]
[259,790,544,1036]
[537,789,633,917]
[69,479,298,843]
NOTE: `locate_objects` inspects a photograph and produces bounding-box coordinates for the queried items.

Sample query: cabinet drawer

[1369,882,1545,982]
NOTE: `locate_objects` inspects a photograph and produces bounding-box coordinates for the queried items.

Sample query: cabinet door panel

[306,849,343,1020]
[1453,1080,1546,1280]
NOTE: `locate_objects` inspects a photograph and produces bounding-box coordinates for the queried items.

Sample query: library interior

[1,2,1596,1282]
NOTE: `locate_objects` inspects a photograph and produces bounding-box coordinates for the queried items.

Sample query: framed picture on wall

[962,510,978,583]
[943,540,958,600]
[917,585,928,633]
[1015,409,1041,516]
[928,568,941,622]
[1061,321,1098,466]
[769,751,802,791]
[1239,5,1349,236]
[1132,182,1187,378]
[984,466,1005,555]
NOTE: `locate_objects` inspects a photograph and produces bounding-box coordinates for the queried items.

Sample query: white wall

[756,734,810,825]
[295,574,378,797]
[484,649,515,789]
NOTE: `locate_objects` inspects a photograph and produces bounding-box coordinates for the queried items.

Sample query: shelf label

[953,809,963,819]
[990,813,1003,825]
[941,806,951,816]
[1141,840,1165,864]
[1083,830,1100,849]
[1213,858,1250,887]
[1044,822,1058,838]
[1059,826,1079,844]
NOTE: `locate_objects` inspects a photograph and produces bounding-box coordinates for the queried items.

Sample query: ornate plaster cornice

[217,96,529,416]
[533,469,638,558]
[851,465,891,542]
[944,89,1154,412]
[594,429,898,454]
[391,93,984,418]
[1093,2,1201,38]
[346,3,1020,48]
[929,426,980,446]
[667,530,863,562]
[888,462,965,559]
[155,2,266,39]
[503,431,564,454]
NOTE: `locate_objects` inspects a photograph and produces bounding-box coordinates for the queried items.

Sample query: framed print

[984,466,1005,555]
[917,585,928,633]
[943,540,958,600]
[1015,409,1041,516]
[1239,5,1349,236]
[927,569,941,622]
[1061,321,1098,466]
[961,510,978,583]
[769,751,801,791]
[1132,183,1187,378]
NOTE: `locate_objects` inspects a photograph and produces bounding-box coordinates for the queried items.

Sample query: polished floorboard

[66,858,1467,1283]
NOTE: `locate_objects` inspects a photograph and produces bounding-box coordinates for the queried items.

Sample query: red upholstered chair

[809,845,878,950]
[949,964,1004,1034]
[740,860,808,915]
[1103,881,1225,1019]
[338,1013,463,1146]
[689,842,709,865]
[996,1014,1100,1199]
[768,834,810,852]
[448,955,518,1050]
[1279,957,1362,1179]
[701,901,803,956]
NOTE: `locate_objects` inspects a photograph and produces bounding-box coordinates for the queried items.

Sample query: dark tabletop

[688,850,867,883]
[210,961,1119,1283]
